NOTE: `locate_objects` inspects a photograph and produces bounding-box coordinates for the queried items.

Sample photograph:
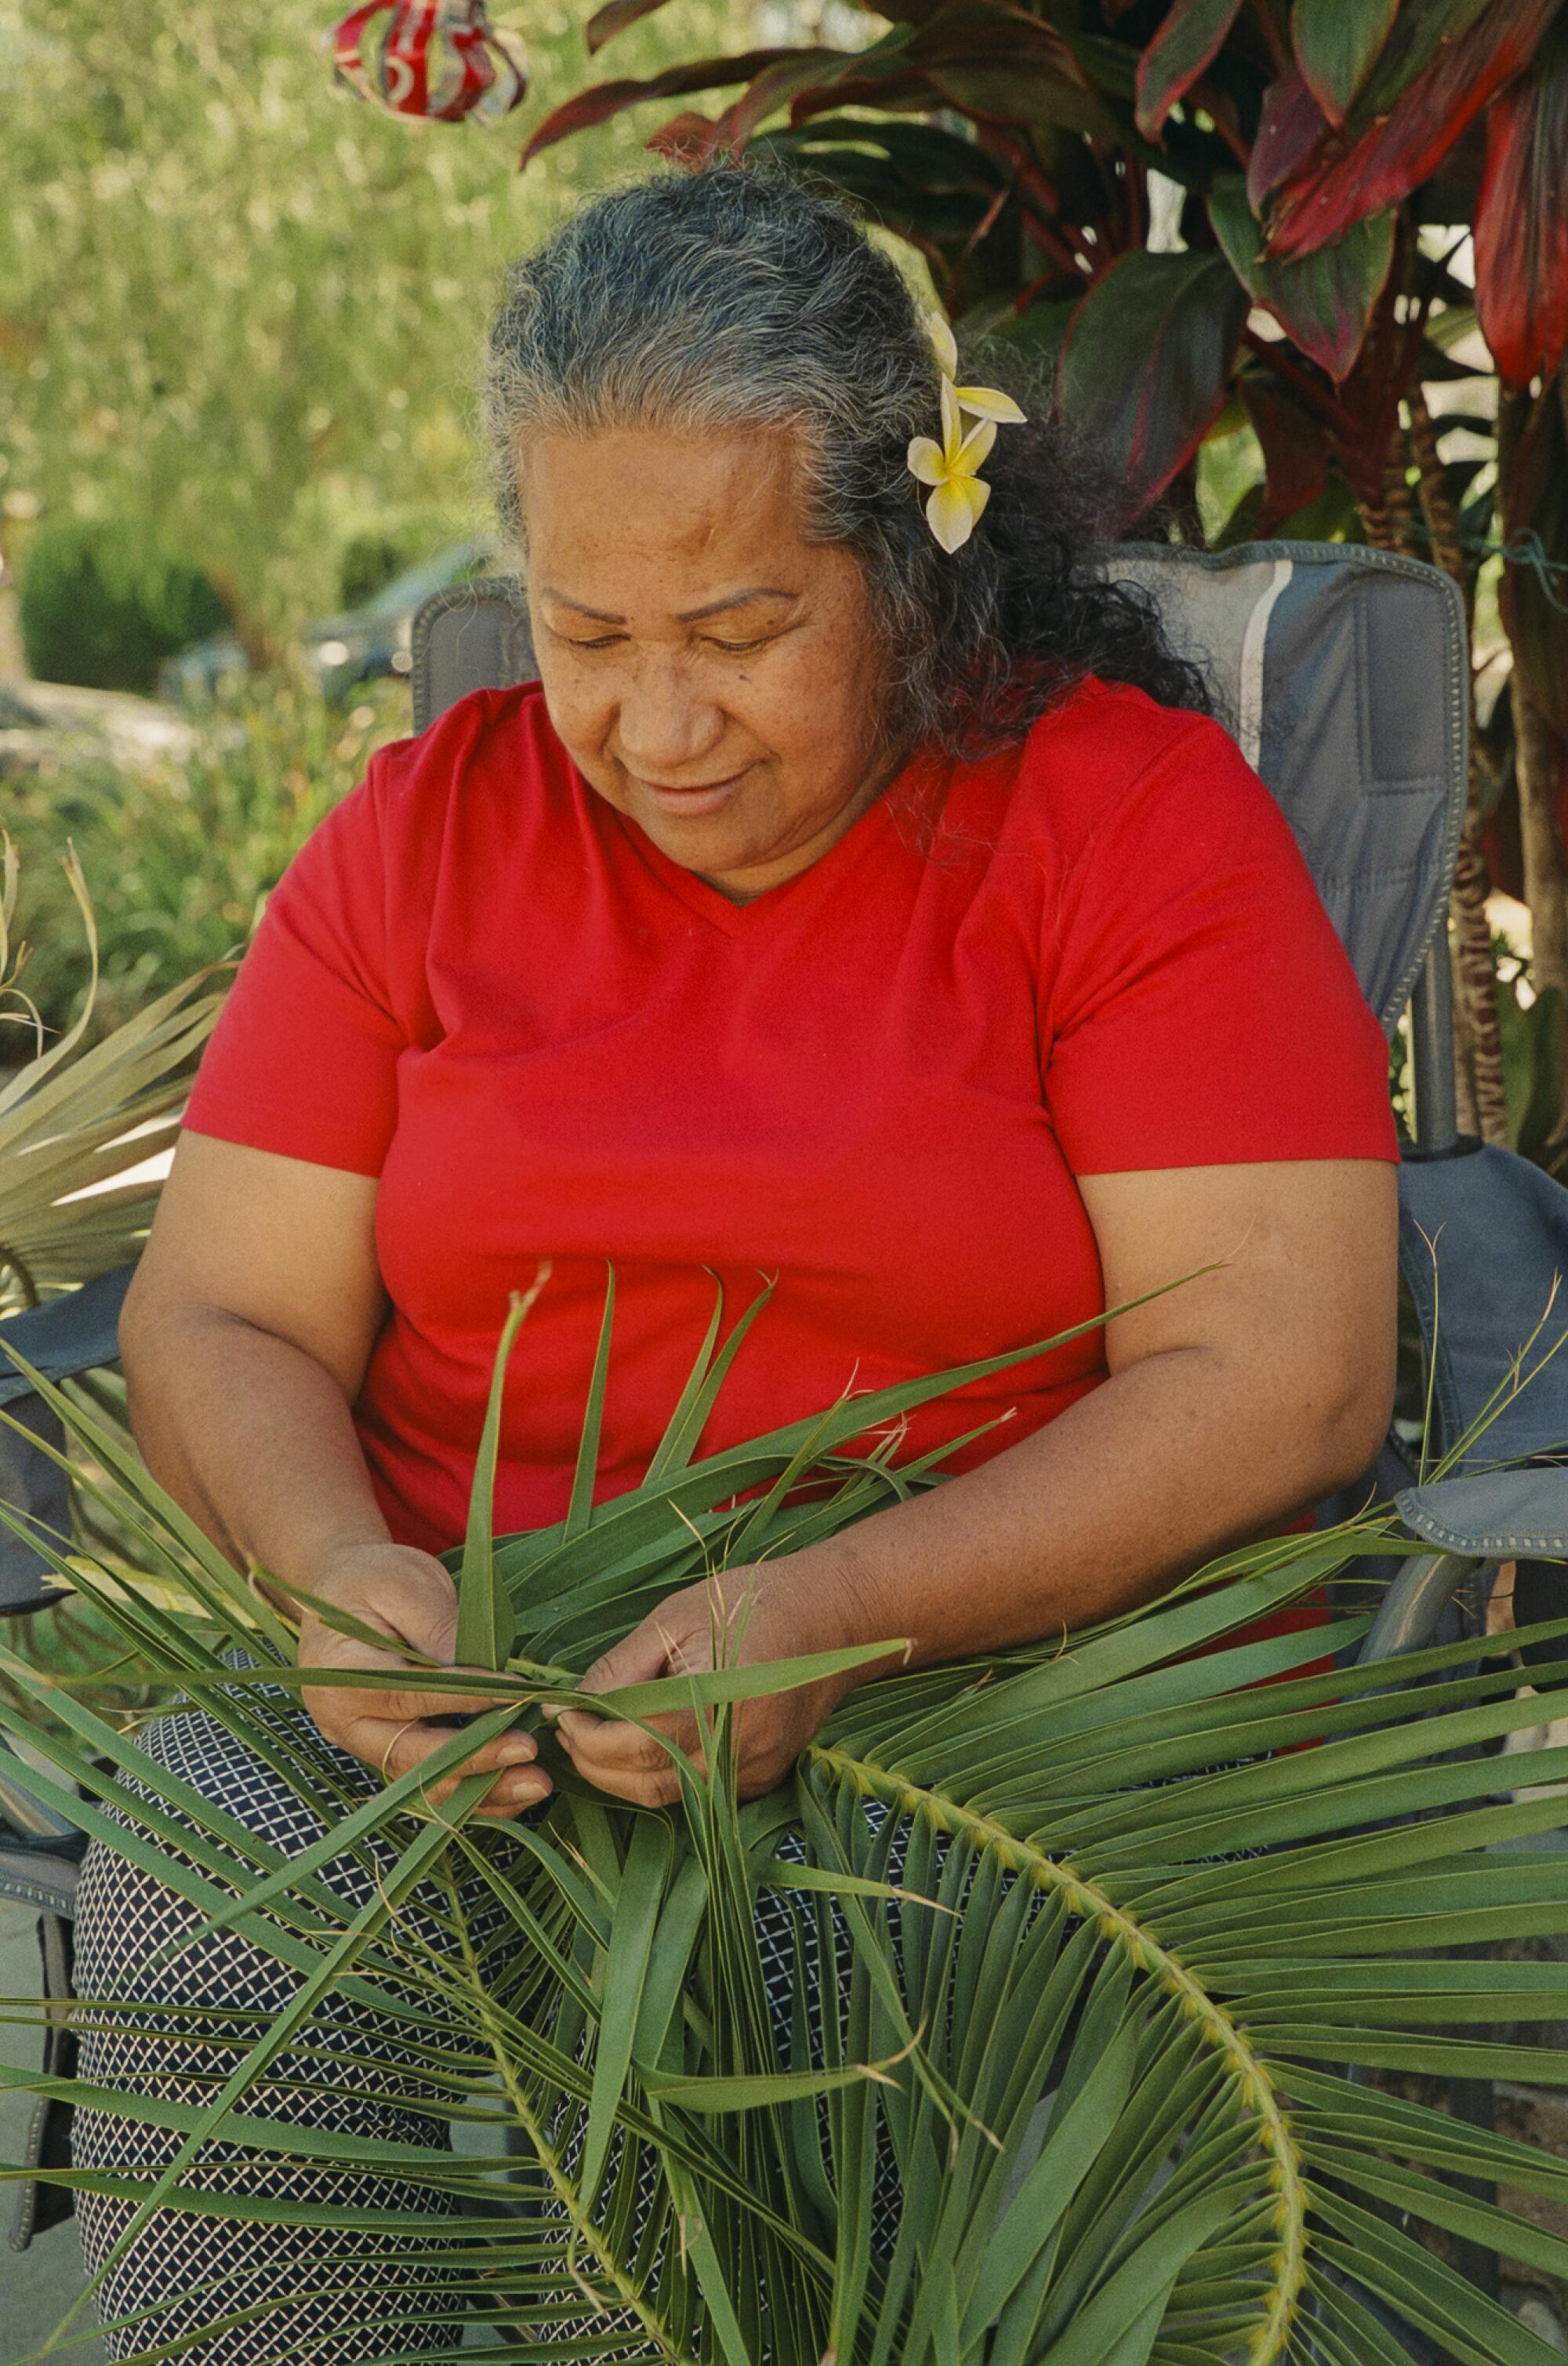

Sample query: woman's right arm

[120,1131,550,1815]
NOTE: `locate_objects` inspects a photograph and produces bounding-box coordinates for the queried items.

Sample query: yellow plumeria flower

[910,310,1026,554]
[908,383,999,554]
[926,310,960,378]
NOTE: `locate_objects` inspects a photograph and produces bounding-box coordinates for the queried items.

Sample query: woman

[71,165,1397,2358]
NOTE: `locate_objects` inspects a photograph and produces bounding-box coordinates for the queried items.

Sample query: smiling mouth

[637,770,746,794]
[631,765,751,815]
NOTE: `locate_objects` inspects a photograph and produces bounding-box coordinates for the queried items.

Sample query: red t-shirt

[183,676,1397,1556]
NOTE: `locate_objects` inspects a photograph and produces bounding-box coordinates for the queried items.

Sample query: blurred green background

[0,0,741,1041]
[0,0,737,651]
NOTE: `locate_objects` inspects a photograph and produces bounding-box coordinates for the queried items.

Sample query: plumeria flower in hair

[907,311,1026,554]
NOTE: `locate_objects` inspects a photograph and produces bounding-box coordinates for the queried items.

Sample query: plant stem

[1452,832,1510,1145]
[1366,394,1508,1144]
[1449,928,1483,1140]
[1406,383,1463,581]
[1498,384,1568,1148]
[1512,677,1568,1148]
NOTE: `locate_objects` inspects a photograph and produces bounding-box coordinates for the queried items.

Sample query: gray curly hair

[481,165,1210,757]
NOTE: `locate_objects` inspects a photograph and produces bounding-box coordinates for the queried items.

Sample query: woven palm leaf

[2,1290,1566,2366]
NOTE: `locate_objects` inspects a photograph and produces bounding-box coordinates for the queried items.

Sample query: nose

[614,652,726,781]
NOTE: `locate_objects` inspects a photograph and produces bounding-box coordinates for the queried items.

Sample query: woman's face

[517,424,895,901]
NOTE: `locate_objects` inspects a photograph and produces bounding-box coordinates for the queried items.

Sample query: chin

[648,820,757,874]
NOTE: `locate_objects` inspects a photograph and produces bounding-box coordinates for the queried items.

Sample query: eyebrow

[539,585,800,624]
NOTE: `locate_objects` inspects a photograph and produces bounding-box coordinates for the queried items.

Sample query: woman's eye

[553,630,767,654]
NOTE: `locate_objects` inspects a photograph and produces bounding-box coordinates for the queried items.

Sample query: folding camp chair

[4,541,1566,2294]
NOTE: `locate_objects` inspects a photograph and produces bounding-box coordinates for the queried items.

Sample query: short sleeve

[1043,711,1399,1175]
[182,775,404,1176]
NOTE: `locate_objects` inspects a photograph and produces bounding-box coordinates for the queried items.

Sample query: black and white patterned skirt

[70,1689,906,2364]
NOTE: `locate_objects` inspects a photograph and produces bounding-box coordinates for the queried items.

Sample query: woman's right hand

[297,1540,552,1819]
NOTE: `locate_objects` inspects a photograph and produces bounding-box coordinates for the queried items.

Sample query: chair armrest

[1358,1550,1483,1665]
[0,1263,137,1611]
[0,1263,137,1406]
[1396,1467,1568,1561]
[0,1845,82,1921]
[1357,1466,1568,1666]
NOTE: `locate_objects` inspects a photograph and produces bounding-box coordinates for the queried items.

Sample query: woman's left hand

[546,1562,879,1808]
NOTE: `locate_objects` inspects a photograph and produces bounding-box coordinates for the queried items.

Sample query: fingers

[557,1706,690,1808]
[568,1761,684,1810]
[429,1757,554,1819]
[337,1671,505,1725]
[554,1700,704,1815]
[293,1535,554,1817]
[348,1714,534,1783]
[554,1703,699,1769]
[302,1656,503,1759]
[353,1717,553,1819]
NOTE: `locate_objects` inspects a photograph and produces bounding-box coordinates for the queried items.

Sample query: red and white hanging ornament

[330,0,526,124]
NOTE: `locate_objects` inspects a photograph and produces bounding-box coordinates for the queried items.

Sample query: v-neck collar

[601,748,948,939]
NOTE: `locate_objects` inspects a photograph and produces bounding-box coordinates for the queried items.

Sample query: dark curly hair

[481,163,1212,758]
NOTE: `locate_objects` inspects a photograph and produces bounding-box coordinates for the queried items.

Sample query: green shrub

[335,508,472,610]
[18,518,230,695]
[337,529,415,610]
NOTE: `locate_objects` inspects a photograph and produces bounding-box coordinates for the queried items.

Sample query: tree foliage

[0,0,734,645]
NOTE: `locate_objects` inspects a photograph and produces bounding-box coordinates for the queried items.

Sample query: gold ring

[379,1714,424,1782]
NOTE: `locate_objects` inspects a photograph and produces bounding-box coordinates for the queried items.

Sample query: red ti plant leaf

[787,6,1117,143]
[1134,0,1246,140]
[719,49,894,153]
[644,109,723,166]
[913,1,1119,136]
[992,293,1082,379]
[1240,376,1330,534]
[1290,0,1400,126]
[1263,0,1560,260]
[1058,249,1247,529]
[1250,2,1516,212]
[839,0,955,21]
[1247,65,1331,208]
[584,0,680,54]
[1352,0,1497,110]
[521,48,804,164]
[1475,18,1568,387]
[683,20,926,151]
[1209,175,1394,380]
[925,55,1118,137]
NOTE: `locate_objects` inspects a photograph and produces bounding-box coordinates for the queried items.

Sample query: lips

[632,766,750,819]
[640,772,742,794]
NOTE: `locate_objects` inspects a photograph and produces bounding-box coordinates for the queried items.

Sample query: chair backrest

[412,541,1468,1038]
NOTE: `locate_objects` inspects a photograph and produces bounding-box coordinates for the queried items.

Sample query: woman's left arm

[554,1155,1396,1805]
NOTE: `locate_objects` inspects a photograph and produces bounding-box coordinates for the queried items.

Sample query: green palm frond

[0,836,223,1310]
[2,1291,1566,2365]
